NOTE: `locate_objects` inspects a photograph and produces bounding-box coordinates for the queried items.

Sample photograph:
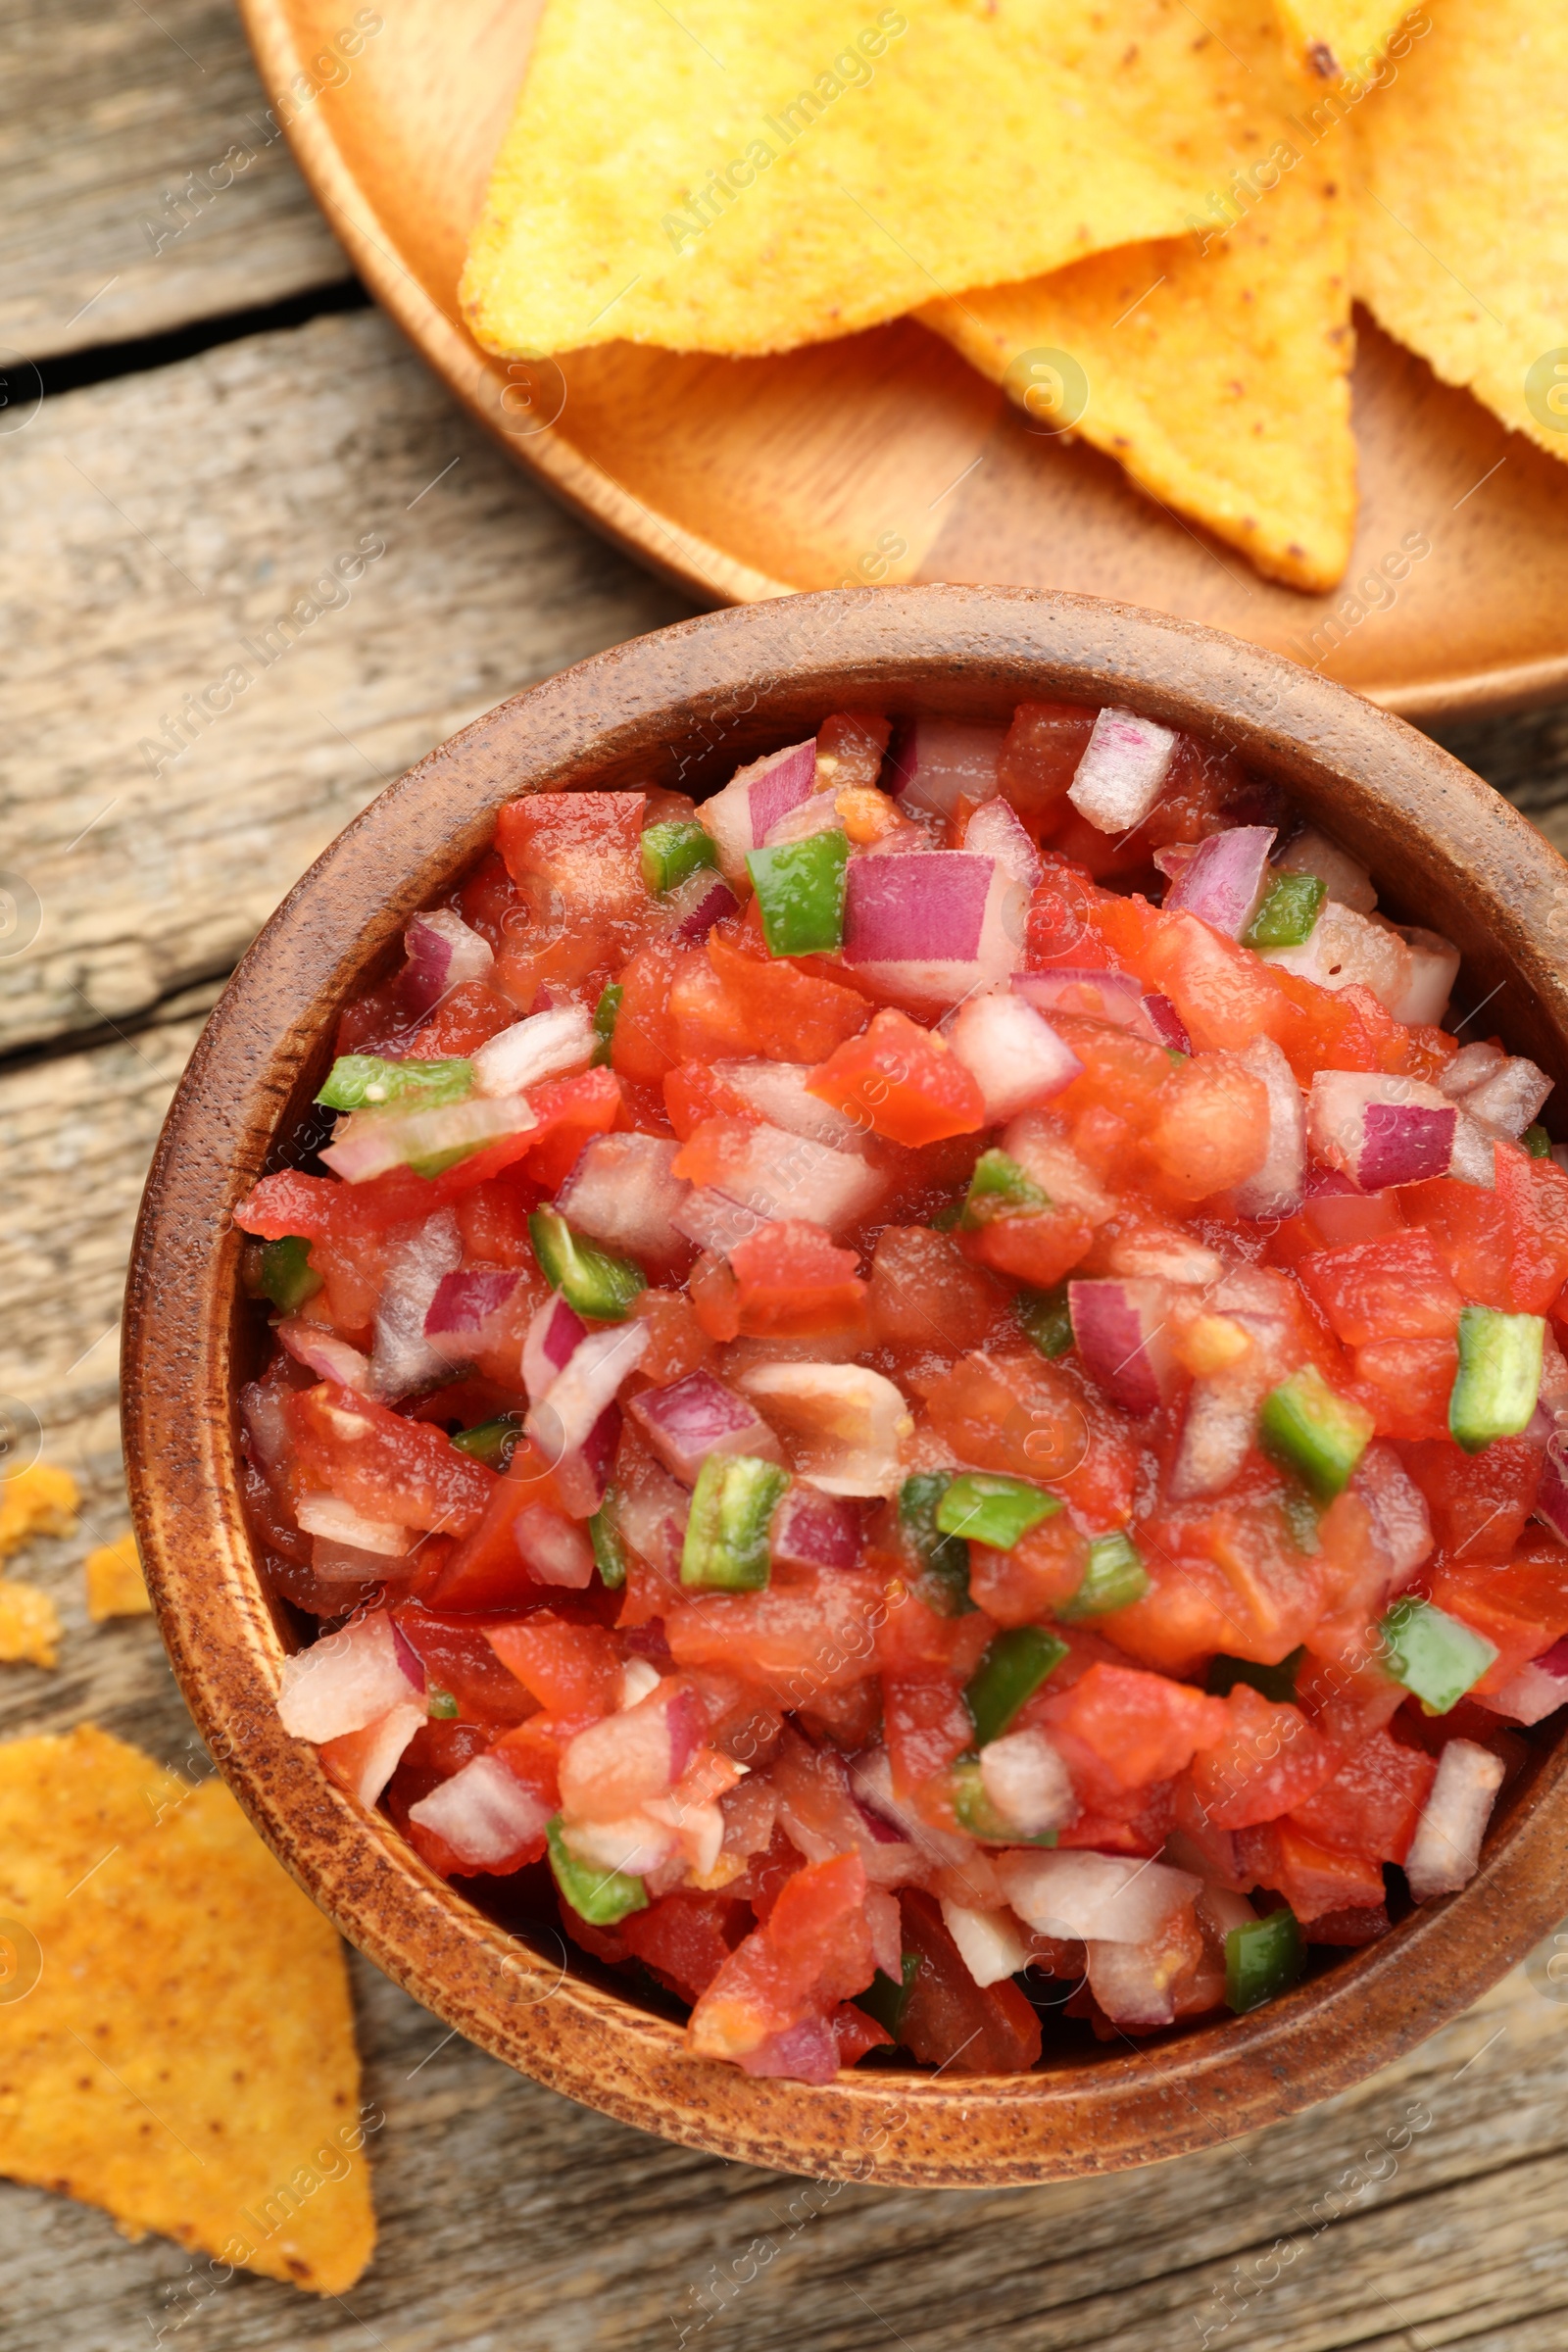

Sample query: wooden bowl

[124,586,1568,2186]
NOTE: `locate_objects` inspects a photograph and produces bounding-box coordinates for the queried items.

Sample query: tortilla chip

[1272,0,1415,80]
[462,0,1215,359]
[0,1583,61,1668]
[0,1463,78,1560]
[84,1535,152,1623]
[0,1727,375,2292]
[922,0,1356,589]
[1351,0,1568,466]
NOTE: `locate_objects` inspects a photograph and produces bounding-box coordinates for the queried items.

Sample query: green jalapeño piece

[958,1150,1050,1229]
[897,1472,974,1615]
[591,982,622,1067]
[935,1472,1060,1551]
[1379,1596,1498,1715]
[1015,1282,1074,1358]
[317,1054,472,1112]
[451,1414,522,1470]
[588,1489,629,1590]
[1058,1530,1150,1620]
[1447,1305,1545,1453]
[964,1626,1069,1748]
[527,1207,646,1321]
[680,1454,789,1592]
[245,1234,322,1314]
[746,828,849,957]
[1225,1908,1303,2014]
[642,818,718,896]
[1243,872,1325,951]
[546,1816,648,1926]
[1259,1364,1374,1500]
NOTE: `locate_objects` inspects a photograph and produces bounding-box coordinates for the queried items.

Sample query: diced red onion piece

[521,1291,587,1407]
[848,1746,973,1866]
[276,1608,419,1740]
[1470,1642,1568,1726]
[734,1361,910,1497]
[1012,966,1152,1031]
[946,991,1081,1122]
[321,1094,535,1185]
[669,870,739,939]
[514,1502,595,1588]
[736,2018,840,2084]
[275,1319,373,1395]
[843,853,1025,1010]
[408,1751,554,1870]
[1306,1072,1458,1190]
[424,1266,519,1339]
[1389,926,1460,1026]
[764,791,845,848]
[555,1132,692,1263]
[1536,1440,1568,1545]
[996,1848,1200,1943]
[319,1698,426,1809]
[295,1493,413,1557]
[890,717,1005,819]
[1232,1036,1305,1218]
[471,1004,594,1098]
[404,906,494,1016]
[370,1208,463,1396]
[528,1320,651,1462]
[942,1900,1032,1988]
[1065,707,1178,834]
[712,1060,867,1152]
[699,740,816,882]
[628,1367,786,1486]
[1160,825,1276,939]
[962,794,1042,889]
[1402,1739,1505,1901]
[769,1483,860,1571]
[1142,992,1192,1054]
[1067,1278,1177,1416]
[615,1463,690,1576]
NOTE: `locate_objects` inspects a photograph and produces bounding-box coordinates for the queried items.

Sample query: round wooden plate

[241,0,1568,724]
[125,586,1568,2186]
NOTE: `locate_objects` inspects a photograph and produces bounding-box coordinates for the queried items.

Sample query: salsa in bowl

[125,588,1568,2181]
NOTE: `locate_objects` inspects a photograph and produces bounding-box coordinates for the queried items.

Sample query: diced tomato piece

[495,790,647,919]
[407,981,517,1057]
[334,972,416,1058]
[1055,1777,1178,1857]
[662,1059,760,1140]
[884,1678,975,1809]
[391,1603,540,1729]
[665,1567,885,1700]
[484,1610,624,1717]
[1398,1176,1511,1308]
[423,1444,575,1609]
[1027,858,1118,969]
[1041,1662,1229,1792]
[1270,1188,1406,1270]
[1495,1144,1568,1314]
[959,1206,1096,1289]
[619,1890,751,2001]
[1286,1728,1436,1866]
[1140,912,1299,1060]
[1049,1012,1174,1135]
[808,1008,985,1147]
[686,1249,741,1342]
[236,1165,426,1242]
[1268,971,1402,1079]
[285,1382,496,1535]
[1145,1053,1271,1203]
[1298,1231,1463,1347]
[1187,1686,1336,1830]
[1093,1549,1245,1678]
[896,1889,1042,2073]
[625,1287,710,1383]
[866,1225,1001,1349]
[1428,1541,1568,1689]
[833,2002,896,2064]
[1141,733,1250,849]
[517,1067,624,1192]
[1294,1647,1408,1749]
[454,1178,544,1267]
[921,1351,1141,1525]
[687,1852,876,2065]
[998,702,1098,814]
[612,940,686,1084]
[398,1718,490,1784]
[967,1514,1088,1626]
[875,1591,994,1679]
[1351,1338,1459,1442]
[702,927,870,1062]
[728,1218,869,1339]
[1402,1437,1542,1563]
[1234,1821,1387,1922]
[458,848,522,946]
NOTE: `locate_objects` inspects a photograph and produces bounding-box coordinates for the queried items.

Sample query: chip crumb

[0,1726,376,2292]
[84,1534,153,1622]
[0,1463,78,1561]
[0,1582,61,1668]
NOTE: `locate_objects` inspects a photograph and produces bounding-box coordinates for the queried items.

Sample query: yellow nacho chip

[0,1463,78,1561]
[1272,0,1416,80]
[0,1583,61,1668]
[84,1534,153,1623]
[1351,0,1568,467]
[0,1727,375,2292]
[922,0,1356,589]
[462,0,1216,359]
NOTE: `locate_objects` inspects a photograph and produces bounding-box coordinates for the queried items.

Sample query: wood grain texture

[0,0,351,361]
[0,304,689,1057]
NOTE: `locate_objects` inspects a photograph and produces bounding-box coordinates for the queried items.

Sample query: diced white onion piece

[277,1609,422,1740]
[321,1094,536,1185]
[848,1746,975,1867]
[1066,707,1178,834]
[997,1848,1201,1944]
[1259,903,1411,1014]
[675,1118,885,1235]
[514,1502,595,1588]
[1068,1278,1178,1416]
[559,1810,673,1879]
[864,1886,903,1984]
[890,717,1005,818]
[699,740,817,884]
[319,1698,426,1809]
[1353,1443,1434,1583]
[942,1899,1032,1988]
[1273,825,1377,913]
[629,1366,786,1485]
[1389,926,1460,1026]
[1086,1934,1190,2028]
[842,853,1026,1011]
[1438,1043,1506,1097]
[712,1060,869,1152]
[1168,1381,1260,1502]
[1448,1114,1497,1189]
[369,1207,463,1397]
[1011,965,1156,1038]
[295,1494,413,1557]
[1232,1036,1306,1218]
[471,1004,595,1098]
[275,1319,373,1395]
[1306,1071,1458,1190]
[404,906,494,1015]
[1002,1115,1118,1225]
[946,991,1082,1122]
[962,794,1043,890]
[1470,1638,1568,1727]
[1161,826,1276,939]
[763,791,844,848]
[1457,1056,1553,1141]
[555,1131,692,1262]
[736,1361,912,1497]
[670,1187,767,1255]
[1403,1740,1505,1901]
[408,1752,554,1870]
[979,1728,1079,1837]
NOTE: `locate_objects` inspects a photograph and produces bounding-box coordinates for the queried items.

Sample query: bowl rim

[124,583,1568,2187]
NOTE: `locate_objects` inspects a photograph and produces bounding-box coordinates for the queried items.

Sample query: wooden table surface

[6,5,1568,2344]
